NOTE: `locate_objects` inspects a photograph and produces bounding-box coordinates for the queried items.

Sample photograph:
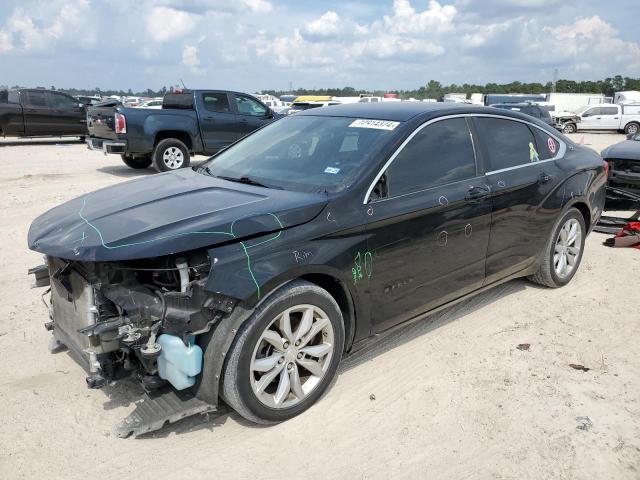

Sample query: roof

[296,101,528,122]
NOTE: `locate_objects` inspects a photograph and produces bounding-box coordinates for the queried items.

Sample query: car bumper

[86,137,127,155]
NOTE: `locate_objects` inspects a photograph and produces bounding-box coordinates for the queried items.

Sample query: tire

[152,138,190,172]
[120,153,152,169]
[562,123,576,134]
[221,280,345,424]
[528,207,586,288]
[624,122,639,135]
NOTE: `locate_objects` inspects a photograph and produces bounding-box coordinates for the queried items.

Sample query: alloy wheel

[162,147,184,169]
[249,304,335,409]
[554,218,582,279]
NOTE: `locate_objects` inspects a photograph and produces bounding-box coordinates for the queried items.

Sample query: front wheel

[152,138,190,172]
[121,154,152,169]
[221,280,345,424]
[528,207,586,288]
[562,123,576,134]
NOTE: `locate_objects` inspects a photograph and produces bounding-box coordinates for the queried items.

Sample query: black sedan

[602,132,640,198]
[28,103,606,434]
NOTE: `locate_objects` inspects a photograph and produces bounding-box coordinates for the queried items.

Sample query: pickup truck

[86,90,280,172]
[0,88,87,138]
[555,103,640,135]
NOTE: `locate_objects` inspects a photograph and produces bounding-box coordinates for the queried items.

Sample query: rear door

[23,90,57,136]
[472,116,564,283]
[198,91,238,153]
[365,117,492,332]
[46,91,85,135]
[231,93,273,138]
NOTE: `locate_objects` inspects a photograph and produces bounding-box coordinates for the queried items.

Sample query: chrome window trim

[363,113,567,204]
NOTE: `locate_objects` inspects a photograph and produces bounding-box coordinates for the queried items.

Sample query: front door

[199,91,239,153]
[366,117,492,332]
[472,116,564,283]
[232,94,272,139]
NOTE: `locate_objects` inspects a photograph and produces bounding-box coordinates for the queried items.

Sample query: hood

[28,168,327,261]
[601,140,640,161]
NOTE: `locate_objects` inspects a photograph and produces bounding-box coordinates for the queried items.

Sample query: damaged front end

[33,251,235,388]
[30,251,236,435]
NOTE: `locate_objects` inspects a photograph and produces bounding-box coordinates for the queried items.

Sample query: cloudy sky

[0,0,638,92]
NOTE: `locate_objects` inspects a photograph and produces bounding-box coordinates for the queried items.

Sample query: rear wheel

[221,280,345,424]
[528,207,586,288]
[120,154,152,169]
[152,138,190,172]
[624,122,639,135]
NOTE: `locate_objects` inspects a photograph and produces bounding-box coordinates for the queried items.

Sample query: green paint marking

[352,250,373,285]
[76,195,283,299]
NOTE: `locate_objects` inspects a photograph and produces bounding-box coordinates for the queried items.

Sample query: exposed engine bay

[34,251,235,393]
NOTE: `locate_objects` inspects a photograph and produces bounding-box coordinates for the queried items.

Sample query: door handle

[465,185,490,201]
[539,172,553,184]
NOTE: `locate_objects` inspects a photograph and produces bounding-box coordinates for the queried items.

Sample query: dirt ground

[0,132,638,480]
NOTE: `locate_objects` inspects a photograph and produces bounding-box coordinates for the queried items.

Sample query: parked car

[490,102,554,126]
[75,95,102,106]
[136,98,163,109]
[601,132,640,197]
[86,90,280,172]
[28,103,606,436]
[555,104,640,134]
[0,88,87,138]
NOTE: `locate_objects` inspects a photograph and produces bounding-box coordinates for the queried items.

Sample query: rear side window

[475,117,537,171]
[387,118,476,197]
[532,128,560,160]
[202,93,230,113]
[162,92,193,109]
[600,106,618,115]
[25,91,48,107]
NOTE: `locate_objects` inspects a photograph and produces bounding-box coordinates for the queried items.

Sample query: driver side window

[235,95,267,117]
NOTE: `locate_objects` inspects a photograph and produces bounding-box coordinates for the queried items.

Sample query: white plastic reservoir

[156,334,203,390]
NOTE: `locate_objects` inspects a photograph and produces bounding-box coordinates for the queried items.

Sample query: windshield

[199,115,400,193]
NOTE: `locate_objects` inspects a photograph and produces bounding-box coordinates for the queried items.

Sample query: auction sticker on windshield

[349,119,400,130]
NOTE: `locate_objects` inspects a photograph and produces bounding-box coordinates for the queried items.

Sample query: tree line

[2,75,639,100]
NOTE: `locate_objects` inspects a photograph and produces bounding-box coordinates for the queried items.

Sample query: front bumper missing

[86,137,126,155]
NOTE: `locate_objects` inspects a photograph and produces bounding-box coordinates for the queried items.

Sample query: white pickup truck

[555,104,640,135]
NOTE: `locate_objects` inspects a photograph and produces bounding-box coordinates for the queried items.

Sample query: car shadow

[96,278,528,438]
[0,138,84,147]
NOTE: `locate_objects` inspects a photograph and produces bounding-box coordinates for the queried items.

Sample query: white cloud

[244,0,272,13]
[0,30,11,52]
[304,11,341,38]
[146,6,197,43]
[383,0,457,35]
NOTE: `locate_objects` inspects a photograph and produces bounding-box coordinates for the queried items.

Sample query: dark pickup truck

[0,88,87,138]
[86,90,280,172]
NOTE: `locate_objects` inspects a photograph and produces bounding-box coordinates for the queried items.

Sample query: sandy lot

[0,133,638,480]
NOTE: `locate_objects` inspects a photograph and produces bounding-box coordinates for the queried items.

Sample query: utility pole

[552,68,558,93]
[289,81,292,93]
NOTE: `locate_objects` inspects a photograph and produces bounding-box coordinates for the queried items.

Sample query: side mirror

[265,108,274,119]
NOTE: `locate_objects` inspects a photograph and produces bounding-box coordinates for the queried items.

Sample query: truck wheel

[528,207,586,288]
[152,138,190,172]
[562,123,576,134]
[221,280,345,424]
[624,122,639,135]
[121,154,152,169]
